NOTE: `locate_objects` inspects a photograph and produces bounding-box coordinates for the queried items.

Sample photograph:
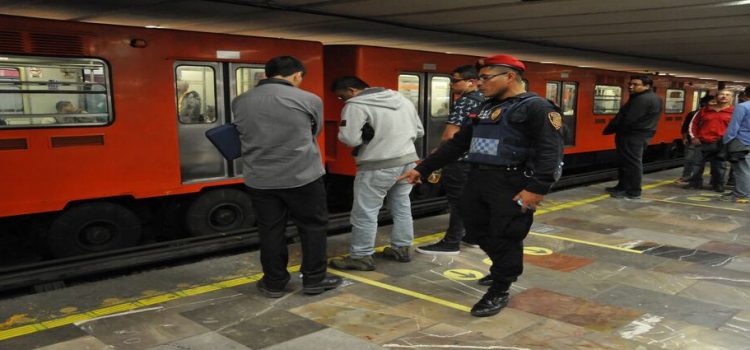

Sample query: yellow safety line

[528,232,642,254]
[0,178,678,341]
[328,269,471,312]
[643,197,744,212]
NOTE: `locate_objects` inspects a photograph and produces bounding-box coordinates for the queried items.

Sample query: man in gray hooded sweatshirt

[329,76,424,271]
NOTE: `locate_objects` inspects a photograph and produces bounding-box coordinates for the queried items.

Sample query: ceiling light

[145,25,162,29]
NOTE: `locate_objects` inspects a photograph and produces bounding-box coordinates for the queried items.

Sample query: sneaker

[738,198,750,204]
[257,279,286,298]
[470,291,509,317]
[303,275,343,295]
[460,238,480,248]
[720,194,749,203]
[610,191,641,199]
[329,255,376,271]
[416,240,460,255]
[604,186,623,193]
[477,274,493,286]
[382,246,411,262]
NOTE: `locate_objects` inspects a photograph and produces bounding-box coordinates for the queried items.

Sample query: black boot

[470,291,509,317]
[303,275,343,295]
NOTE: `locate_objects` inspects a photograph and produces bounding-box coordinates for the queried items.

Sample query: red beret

[477,54,526,72]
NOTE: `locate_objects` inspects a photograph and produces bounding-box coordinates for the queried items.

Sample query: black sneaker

[460,238,480,248]
[610,191,641,199]
[257,279,286,298]
[477,274,493,286]
[470,291,509,317]
[382,246,411,262]
[604,186,623,193]
[303,275,343,295]
[416,241,460,255]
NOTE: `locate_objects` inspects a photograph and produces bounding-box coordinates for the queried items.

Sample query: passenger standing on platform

[603,75,662,199]
[232,56,342,298]
[329,76,424,271]
[398,54,564,317]
[416,65,484,255]
[721,86,750,203]
[685,89,734,192]
[676,95,712,184]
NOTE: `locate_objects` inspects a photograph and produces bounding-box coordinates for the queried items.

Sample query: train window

[546,82,561,107]
[175,65,217,124]
[665,89,685,114]
[398,74,421,110]
[430,76,451,118]
[593,85,622,114]
[692,90,708,111]
[561,83,577,116]
[235,67,265,96]
[0,55,111,128]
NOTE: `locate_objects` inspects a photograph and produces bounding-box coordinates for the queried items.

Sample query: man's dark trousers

[459,168,533,294]
[614,132,652,196]
[441,162,472,244]
[246,177,328,290]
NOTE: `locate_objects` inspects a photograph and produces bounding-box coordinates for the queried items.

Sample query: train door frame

[174,61,228,183]
[396,71,452,157]
[546,80,579,147]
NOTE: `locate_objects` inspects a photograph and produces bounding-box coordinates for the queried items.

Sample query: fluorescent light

[145,25,162,29]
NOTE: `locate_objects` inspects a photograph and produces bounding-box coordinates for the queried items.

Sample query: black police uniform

[414,92,564,310]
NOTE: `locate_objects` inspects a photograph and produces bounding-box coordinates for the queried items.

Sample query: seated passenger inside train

[176,79,203,123]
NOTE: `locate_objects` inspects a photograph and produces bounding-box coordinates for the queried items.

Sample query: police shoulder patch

[547,112,562,130]
[490,108,502,121]
[339,119,347,127]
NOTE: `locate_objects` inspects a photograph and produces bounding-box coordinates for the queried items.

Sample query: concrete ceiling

[2,0,749,82]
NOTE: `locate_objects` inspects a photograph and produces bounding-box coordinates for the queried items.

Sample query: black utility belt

[470,163,525,171]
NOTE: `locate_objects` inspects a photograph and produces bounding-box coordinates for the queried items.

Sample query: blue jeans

[350,163,416,257]
[733,154,750,199]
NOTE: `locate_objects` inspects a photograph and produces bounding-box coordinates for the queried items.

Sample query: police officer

[398,54,564,317]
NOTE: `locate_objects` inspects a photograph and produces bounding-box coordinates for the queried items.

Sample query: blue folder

[205,124,241,160]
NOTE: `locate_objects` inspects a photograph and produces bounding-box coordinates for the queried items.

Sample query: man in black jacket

[603,75,663,199]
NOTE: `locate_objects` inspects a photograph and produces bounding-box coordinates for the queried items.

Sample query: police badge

[490,108,502,121]
[548,112,562,130]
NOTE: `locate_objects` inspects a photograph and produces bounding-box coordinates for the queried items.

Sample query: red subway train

[0,15,729,258]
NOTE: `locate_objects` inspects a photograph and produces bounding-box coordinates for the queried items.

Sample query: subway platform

[0,168,749,350]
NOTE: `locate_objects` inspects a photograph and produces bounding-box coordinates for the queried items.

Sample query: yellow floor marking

[528,231,643,254]
[0,178,676,341]
[643,197,744,212]
[328,268,472,312]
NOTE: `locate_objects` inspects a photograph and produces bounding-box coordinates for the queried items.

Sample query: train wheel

[184,188,255,236]
[46,202,142,258]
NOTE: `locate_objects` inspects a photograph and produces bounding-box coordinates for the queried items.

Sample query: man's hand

[513,190,544,213]
[396,169,422,184]
[690,138,701,145]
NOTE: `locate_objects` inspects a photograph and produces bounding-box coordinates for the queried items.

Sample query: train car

[322,45,719,186]
[0,15,325,257]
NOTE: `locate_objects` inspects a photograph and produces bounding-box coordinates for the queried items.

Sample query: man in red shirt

[686,89,735,192]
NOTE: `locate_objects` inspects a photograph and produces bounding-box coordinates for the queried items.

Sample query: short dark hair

[265,56,306,78]
[744,85,750,96]
[330,76,370,92]
[452,65,478,80]
[699,94,713,107]
[630,74,653,88]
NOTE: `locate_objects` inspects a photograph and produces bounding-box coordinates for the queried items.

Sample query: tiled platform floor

[1,168,749,350]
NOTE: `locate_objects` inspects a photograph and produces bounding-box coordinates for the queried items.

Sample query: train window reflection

[235,67,265,96]
[593,85,622,114]
[561,83,577,116]
[546,82,560,107]
[176,65,217,124]
[398,74,421,111]
[665,89,685,114]
[430,76,451,118]
[0,55,111,128]
[692,89,708,111]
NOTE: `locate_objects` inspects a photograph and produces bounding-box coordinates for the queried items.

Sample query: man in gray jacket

[232,56,341,298]
[329,76,424,271]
